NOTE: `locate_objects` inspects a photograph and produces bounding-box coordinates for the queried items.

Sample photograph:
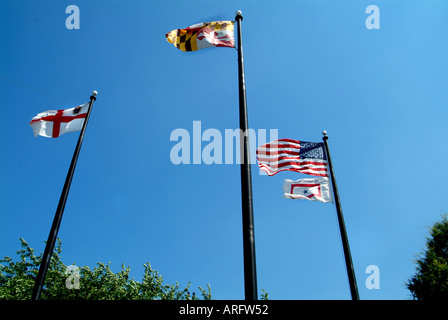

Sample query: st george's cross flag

[283,177,332,203]
[29,102,89,138]
[166,21,235,52]
[256,139,329,177]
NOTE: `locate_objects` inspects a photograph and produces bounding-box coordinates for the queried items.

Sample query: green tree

[406,214,448,300]
[0,238,212,300]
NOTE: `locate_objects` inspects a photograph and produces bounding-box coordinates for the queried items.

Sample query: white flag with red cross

[29,102,89,138]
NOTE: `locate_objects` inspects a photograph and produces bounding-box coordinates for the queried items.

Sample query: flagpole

[322,131,359,300]
[31,91,97,300]
[235,10,258,301]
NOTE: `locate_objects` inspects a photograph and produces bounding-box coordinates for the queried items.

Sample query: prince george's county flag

[29,102,89,138]
[166,21,235,52]
[256,139,329,177]
[283,177,332,203]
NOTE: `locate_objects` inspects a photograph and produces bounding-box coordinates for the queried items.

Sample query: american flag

[256,138,329,177]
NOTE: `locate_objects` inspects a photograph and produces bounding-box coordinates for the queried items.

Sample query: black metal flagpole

[322,131,359,300]
[31,91,97,300]
[235,10,258,301]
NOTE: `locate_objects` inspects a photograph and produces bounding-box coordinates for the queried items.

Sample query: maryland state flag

[165,21,235,52]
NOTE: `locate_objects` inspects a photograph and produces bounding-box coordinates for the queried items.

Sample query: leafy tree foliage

[406,215,448,300]
[0,238,211,300]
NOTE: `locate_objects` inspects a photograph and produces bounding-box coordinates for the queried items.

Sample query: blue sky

[1,0,448,300]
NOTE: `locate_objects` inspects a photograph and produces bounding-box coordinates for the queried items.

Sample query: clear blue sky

[1,0,448,300]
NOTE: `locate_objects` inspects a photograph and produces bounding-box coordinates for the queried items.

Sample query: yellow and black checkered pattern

[166,21,234,52]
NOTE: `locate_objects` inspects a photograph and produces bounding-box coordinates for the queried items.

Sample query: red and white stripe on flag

[283,177,333,203]
[29,102,89,138]
[256,139,329,177]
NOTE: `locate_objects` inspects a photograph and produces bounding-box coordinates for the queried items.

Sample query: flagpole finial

[322,130,328,140]
[235,10,243,20]
[92,90,97,96]
[322,130,327,136]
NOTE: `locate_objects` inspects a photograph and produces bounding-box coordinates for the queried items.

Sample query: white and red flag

[29,102,89,138]
[283,177,332,203]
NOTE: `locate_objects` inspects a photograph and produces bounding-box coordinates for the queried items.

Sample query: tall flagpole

[31,91,97,300]
[322,131,359,300]
[235,10,258,301]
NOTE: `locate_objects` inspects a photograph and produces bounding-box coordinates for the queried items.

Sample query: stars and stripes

[29,102,89,138]
[256,138,329,177]
[165,21,235,52]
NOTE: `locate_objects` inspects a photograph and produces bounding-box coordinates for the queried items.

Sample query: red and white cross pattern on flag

[283,177,333,203]
[29,102,89,138]
[196,25,234,49]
